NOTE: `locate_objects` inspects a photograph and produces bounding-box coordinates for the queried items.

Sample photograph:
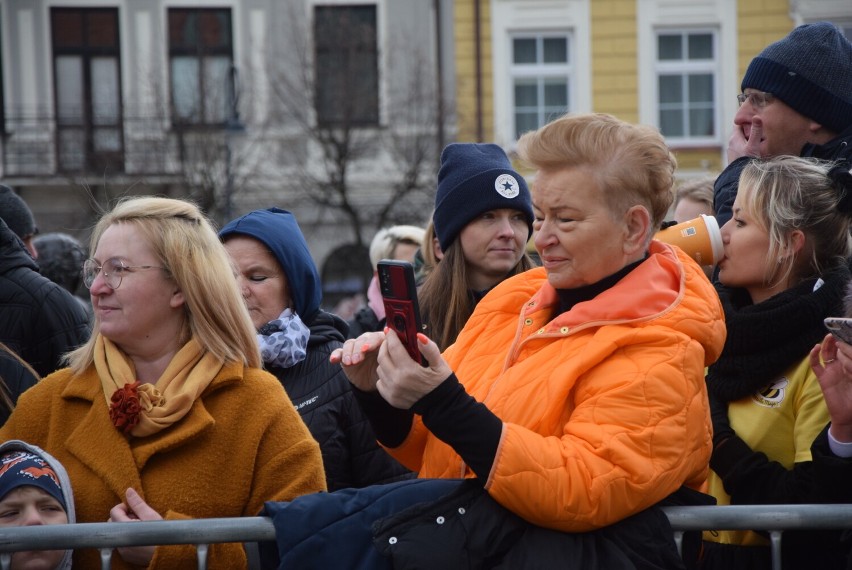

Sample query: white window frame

[490,0,590,149]
[653,28,720,147]
[509,32,573,141]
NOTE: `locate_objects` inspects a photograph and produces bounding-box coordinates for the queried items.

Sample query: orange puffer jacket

[389,242,726,532]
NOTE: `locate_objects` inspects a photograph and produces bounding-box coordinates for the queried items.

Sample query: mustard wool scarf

[95,335,224,437]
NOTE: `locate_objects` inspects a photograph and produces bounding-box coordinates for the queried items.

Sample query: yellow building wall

[737,1,795,82]
[590,0,639,123]
[453,0,798,173]
[454,0,494,142]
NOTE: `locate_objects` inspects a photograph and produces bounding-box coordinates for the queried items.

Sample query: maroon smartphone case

[377,260,426,365]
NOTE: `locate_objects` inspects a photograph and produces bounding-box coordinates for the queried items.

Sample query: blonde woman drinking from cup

[703,156,852,569]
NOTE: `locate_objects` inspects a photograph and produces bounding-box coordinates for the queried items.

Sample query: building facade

[0,0,454,312]
[3,0,852,312]
[454,0,852,179]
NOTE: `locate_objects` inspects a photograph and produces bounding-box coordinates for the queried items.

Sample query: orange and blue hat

[0,450,66,510]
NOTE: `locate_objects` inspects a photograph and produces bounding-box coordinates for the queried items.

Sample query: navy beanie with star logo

[432,143,533,252]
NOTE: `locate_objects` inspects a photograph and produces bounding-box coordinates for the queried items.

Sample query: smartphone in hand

[825,317,852,345]
[377,260,427,365]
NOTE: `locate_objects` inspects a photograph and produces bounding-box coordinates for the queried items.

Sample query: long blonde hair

[67,197,260,372]
[738,156,852,288]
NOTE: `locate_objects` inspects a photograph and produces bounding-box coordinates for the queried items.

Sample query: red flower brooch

[109,382,142,435]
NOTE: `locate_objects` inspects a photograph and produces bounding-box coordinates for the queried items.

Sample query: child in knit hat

[418,142,536,350]
[715,21,852,227]
[0,440,75,570]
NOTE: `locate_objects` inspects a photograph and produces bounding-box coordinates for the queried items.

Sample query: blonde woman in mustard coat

[0,197,326,569]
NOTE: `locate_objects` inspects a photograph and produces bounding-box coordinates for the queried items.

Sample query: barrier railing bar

[0,506,850,569]
[0,517,276,552]
[660,504,852,530]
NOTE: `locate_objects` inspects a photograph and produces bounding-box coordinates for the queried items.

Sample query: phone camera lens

[394,315,406,330]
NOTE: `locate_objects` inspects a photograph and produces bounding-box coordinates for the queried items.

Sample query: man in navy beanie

[714,21,852,226]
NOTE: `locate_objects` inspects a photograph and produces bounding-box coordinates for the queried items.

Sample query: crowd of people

[0,19,851,570]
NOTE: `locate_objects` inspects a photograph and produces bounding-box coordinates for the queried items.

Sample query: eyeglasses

[737,90,775,109]
[82,258,165,290]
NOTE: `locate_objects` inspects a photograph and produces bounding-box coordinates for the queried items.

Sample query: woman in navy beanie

[418,143,535,350]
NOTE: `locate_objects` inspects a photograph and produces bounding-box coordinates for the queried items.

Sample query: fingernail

[417,333,428,344]
[383,326,389,334]
[361,344,371,353]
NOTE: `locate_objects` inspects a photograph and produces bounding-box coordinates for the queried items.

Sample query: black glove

[709,393,735,449]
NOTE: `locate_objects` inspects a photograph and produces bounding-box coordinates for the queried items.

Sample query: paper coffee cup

[654,214,723,266]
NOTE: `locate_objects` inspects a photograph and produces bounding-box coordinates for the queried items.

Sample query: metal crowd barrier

[663,504,852,570]
[0,505,851,570]
[0,517,276,570]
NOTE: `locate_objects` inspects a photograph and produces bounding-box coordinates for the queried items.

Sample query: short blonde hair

[675,176,715,212]
[67,197,260,372]
[368,225,425,269]
[517,113,676,232]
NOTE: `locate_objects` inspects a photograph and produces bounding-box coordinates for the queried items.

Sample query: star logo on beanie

[494,174,520,199]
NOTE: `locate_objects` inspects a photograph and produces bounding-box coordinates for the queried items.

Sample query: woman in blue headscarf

[220,208,412,491]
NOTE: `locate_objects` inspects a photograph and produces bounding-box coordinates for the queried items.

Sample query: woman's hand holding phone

[377,330,453,409]
[332,261,451,403]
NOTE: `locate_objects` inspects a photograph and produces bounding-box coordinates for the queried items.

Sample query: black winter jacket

[0,219,90,378]
[268,310,412,491]
[261,478,709,570]
[0,347,37,426]
[714,125,852,227]
[346,306,384,339]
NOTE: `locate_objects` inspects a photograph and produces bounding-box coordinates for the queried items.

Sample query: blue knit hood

[219,208,322,321]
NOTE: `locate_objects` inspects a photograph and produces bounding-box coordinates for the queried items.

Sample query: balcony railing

[1,114,230,179]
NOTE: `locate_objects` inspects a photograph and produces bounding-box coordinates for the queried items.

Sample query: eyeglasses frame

[737,90,775,109]
[82,257,166,290]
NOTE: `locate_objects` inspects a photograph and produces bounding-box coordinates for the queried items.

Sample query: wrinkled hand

[376,331,453,409]
[727,116,764,162]
[329,331,385,392]
[709,393,734,449]
[810,334,852,442]
[109,488,163,567]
